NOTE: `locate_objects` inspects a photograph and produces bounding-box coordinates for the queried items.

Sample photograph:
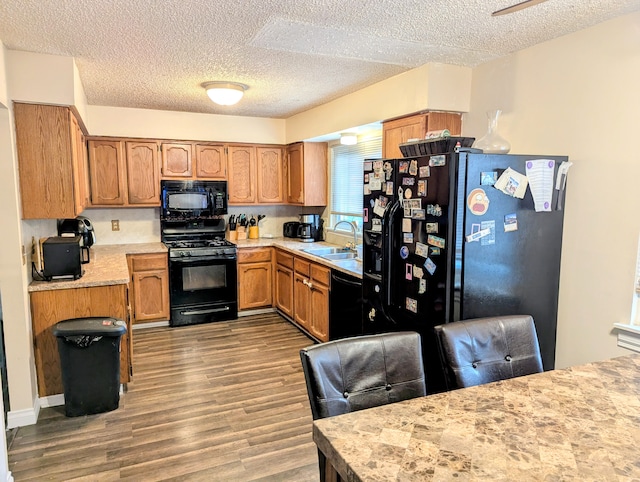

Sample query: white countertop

[234,237,362,279]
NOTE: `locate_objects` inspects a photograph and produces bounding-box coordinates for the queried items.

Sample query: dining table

[313,353,640,481]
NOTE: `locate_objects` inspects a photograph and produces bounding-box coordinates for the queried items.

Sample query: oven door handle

[171,256,236,263]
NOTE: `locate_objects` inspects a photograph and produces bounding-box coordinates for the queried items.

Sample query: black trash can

[52,317,127,417]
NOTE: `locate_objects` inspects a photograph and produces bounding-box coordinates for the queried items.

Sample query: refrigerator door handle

[382,200,401,311]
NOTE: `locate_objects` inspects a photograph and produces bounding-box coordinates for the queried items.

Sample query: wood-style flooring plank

[8,313,320,481]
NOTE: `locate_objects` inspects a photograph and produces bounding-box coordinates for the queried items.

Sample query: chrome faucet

[333,220,358,250]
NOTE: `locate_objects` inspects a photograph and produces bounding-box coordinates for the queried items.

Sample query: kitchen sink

[302,247,350,256]
[321,252,358,260]
[302,247,359,261]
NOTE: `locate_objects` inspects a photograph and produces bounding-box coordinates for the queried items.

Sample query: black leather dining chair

[300,332,426,480]
[434,315,543,390]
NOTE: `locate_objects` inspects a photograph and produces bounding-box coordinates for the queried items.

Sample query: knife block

[236,226,247,240]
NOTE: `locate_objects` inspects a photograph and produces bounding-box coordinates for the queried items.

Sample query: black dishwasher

[330,270,363,340]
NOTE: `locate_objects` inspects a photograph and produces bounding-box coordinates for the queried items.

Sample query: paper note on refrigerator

[525,159,555,212]
[494,167,528,199]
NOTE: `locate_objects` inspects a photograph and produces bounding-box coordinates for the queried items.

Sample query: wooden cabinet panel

[257,146,284,203]
[237,248,272,263]
[286,142,327,206]
[238,262,273,310]
[309,282,329,342]
[382,112,462,158]
[161,142,193,178]
[286,143,304,204]
[293,273,311,330]
[126,141,160,205]
[195,143,226,179]
[228,145,256,204]
[30,284,130,397]
[70,113,89,214]
[276,250,294,270]
[14,103,87,219]
[88,139,127,205]
[128,253,169,324]
[275,264,294,318]
[132,270,170,321]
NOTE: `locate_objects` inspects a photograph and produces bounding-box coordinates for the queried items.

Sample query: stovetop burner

[167,239,234,249]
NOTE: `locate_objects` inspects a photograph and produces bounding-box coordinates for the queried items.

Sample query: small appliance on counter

[57,216,96,247]
[42,236,90,281]
[297,214,324,242]
[283,221,300,239]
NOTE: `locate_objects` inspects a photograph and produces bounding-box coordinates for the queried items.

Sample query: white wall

[285,63,472,143]
[466,12,640,368]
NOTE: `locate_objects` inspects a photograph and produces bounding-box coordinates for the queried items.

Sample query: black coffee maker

[297,214,324,242]
[57,216,96,247]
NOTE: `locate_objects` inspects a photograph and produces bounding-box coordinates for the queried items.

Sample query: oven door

[169,255,238,326]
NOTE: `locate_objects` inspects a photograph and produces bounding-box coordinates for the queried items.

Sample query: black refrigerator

[362,145,570,393]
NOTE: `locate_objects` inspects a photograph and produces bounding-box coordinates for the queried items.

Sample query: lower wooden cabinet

[277,249,330,342]
[237,248,273,310]
[274,250,294,318]
[30,284,131,397]
[127,253,170,324]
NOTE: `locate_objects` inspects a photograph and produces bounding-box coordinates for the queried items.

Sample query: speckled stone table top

[28,242,167,292]
[235,237,362,278]
[314,354,640,481]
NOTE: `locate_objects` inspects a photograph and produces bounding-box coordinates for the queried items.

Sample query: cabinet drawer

[276,250,294,269]
[238,247,272,264]
[294,258,310,277]
[129,253,167,272]
[310,263,330,287]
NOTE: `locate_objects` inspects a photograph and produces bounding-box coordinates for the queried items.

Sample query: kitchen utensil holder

[248,226,259,239]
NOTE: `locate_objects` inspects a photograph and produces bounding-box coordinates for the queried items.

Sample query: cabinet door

[238,262,273,310]
[14,103,80,219]
[286,143,304,204]
[275,264,294,318]
[293,273,311,330]
[132,269,170,321]
[126,141,160,205]
[309,282,330,342]
[256,146,284,203]
[69,112,89,214]
[161,142,193,178]
[195,143,226,179]
[228,145,256,204]
[128,253,170,324]
[88,139,127,205]
[382,114,427,158]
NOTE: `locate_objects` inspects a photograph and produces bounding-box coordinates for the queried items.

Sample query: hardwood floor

[8,313,321,481]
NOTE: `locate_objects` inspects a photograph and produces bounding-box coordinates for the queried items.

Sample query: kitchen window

[330,135,382,232]
[614,232,640,351]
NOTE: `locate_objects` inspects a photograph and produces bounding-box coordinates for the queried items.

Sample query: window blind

[331,137,382,217]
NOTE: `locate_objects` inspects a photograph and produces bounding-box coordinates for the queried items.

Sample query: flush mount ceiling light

[202,81,248,106]
[340,132,358,145]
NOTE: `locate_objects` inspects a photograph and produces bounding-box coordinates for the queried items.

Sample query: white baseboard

[6,396,40,428]
[238,308,276,317]
[39,394,64,408]
[132,320,170,330]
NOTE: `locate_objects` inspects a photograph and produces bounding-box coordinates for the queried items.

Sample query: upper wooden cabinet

[256,146,284,204]
[161,142,193,178]
[195,143,226,179]
[227,145,256,204]
[286,142,328,206]
[382,112,462,158]
[126,141,161,205]
[14,103,89,219]
[87,138,160,206]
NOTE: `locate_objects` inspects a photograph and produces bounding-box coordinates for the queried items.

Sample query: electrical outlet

[111,220,120,231]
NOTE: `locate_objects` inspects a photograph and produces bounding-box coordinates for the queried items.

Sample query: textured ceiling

[0,0,638,119]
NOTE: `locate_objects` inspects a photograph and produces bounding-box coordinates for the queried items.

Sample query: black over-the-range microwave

[160,180,228,219]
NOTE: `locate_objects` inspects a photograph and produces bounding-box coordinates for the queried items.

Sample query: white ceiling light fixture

[340,133,358,145]
[202,81,248,106]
